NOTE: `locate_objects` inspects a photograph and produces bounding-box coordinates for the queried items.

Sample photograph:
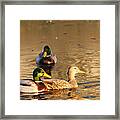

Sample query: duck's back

[20,80,38,93]
[43,79,71,89]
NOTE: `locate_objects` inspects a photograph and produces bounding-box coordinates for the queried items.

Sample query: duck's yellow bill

[43,52,47,57]
[38,72,51,79]
[44,72,52,78]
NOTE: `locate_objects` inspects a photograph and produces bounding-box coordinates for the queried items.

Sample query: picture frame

[0,0,119,119]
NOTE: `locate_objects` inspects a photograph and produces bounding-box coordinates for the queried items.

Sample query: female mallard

[20,66,85,93]
[42,66,85,89]
[36,45,57,66]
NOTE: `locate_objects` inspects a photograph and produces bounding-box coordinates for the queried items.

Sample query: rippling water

[20,20,100,100]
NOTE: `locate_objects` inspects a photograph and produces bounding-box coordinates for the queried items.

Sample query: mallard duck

[42,66,85,89]
[36,45,57,76]
[20,68,51,93]
[36,45,57,65]
[20,66,85,93]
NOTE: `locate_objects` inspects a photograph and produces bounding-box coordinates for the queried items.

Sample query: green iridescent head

[33,68,51,81]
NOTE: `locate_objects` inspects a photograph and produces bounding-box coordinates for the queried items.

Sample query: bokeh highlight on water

[20,20,100,100]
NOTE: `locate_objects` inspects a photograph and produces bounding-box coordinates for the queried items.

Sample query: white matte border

[5,5,115,115]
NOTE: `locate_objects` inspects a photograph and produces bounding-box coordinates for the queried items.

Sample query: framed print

[0,0,119,119]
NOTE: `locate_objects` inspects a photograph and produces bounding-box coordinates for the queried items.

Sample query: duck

[20,68,51,93]
[36,45,57,66]
[20,66,85,93]
[36,45,57,76]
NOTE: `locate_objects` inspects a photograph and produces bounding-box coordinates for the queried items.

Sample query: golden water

[20,20,100,100]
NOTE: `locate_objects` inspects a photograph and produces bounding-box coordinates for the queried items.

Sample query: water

[20,20,100,100]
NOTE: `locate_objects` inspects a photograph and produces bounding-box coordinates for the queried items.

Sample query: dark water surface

[20,20,100,100]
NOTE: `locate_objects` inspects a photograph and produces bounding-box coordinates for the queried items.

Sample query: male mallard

[36,45,57,65]
[20,66,85,93]
[20,68,51,93]
[36,45,57,76]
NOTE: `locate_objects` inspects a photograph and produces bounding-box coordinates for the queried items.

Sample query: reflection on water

[20,20,100,100]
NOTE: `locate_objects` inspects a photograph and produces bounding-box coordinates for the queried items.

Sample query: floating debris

[90,37,96,40]
[63,32,68,34]
[55,37,58,39]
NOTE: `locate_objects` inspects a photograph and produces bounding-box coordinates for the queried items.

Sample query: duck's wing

[20,79,35,86]
[20,80,48,93]
[20,80,38,93]
[42,79,71,90]
[36,55,42,64]
[20,85,38,93]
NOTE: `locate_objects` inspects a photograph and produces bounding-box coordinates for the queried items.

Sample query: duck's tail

[52,55,57,63]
